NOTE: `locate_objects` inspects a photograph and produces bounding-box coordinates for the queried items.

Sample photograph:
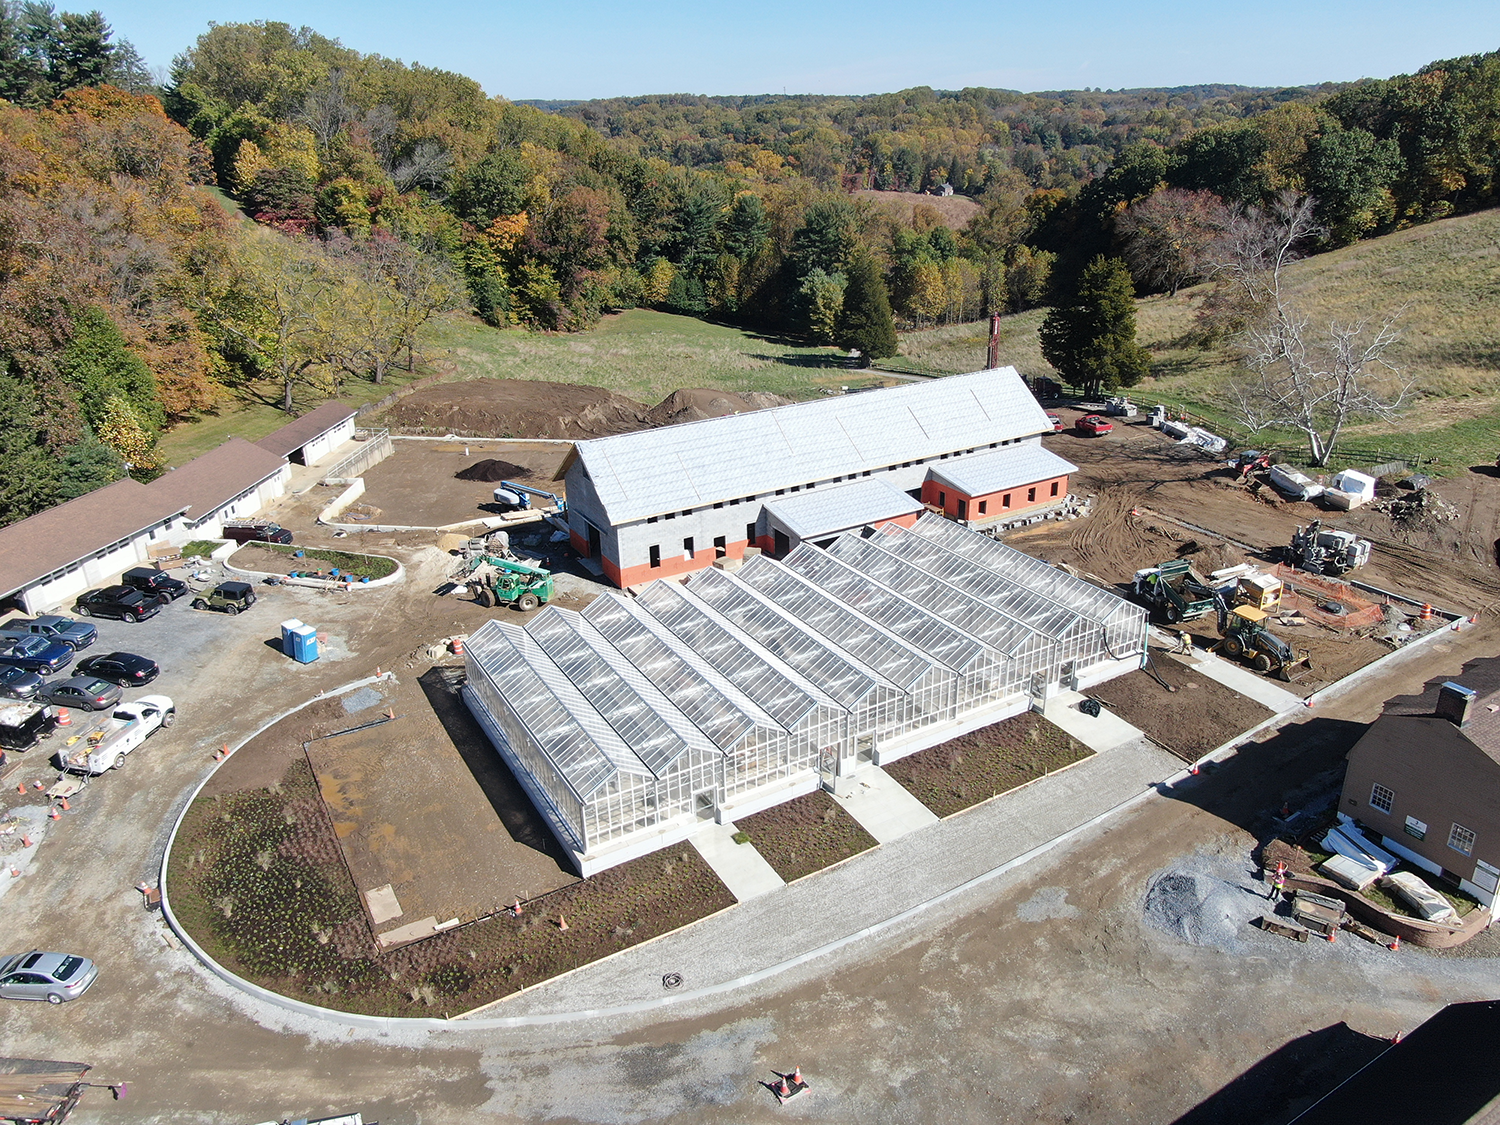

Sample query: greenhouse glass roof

[777,544,987,672]
[683,567,894,708]
[634,579,838,728]
[583,594,772,748]
[824,534,1043,656]
[467,621,647,800]
[736,554,947,688]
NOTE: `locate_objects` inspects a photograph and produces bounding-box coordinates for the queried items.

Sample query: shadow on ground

[1171,1021,1391,1125]
[1155,716,1369,837]
[417,665,575,873]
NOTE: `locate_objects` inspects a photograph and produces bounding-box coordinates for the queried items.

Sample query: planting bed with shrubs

[883,712,1093,818]
[735,789,877,882]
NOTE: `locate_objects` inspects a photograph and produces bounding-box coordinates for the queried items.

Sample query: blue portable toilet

[280,618,304,655]
[290,624,319,664]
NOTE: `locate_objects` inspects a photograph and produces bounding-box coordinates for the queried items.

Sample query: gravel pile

[1144,869,1257,951]
[341,686,384,714]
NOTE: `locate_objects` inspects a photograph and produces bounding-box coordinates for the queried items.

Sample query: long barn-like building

[464,515,1147,875]
[559,367,1077,587]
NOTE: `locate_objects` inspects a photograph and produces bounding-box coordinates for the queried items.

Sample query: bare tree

[1115,187,1230,296]
[1212,193,1412,466]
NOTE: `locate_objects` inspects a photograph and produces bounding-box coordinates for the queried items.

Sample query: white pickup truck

[58,694,175,774]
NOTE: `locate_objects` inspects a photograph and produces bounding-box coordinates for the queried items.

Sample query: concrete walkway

[1045,690,1147,753]
[1171,648,1306,711]
[689,821,784,902]
[834,764,940,843]
[485,736,1181,1019]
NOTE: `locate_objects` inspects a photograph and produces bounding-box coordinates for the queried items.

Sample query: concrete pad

[364,883,402,924]
[690,821,785,902]
[1172,650,1304,712]
[835,766,939,844]
[376,915,438,948]
[1045,691,1147,753]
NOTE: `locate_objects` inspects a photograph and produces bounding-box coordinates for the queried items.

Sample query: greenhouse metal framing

[463,515,1148,875]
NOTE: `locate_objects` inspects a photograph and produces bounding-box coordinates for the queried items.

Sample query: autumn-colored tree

[1116,188,1230,295]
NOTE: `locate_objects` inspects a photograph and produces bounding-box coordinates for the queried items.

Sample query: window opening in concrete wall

[958,499,968,519]
[1003,493,1012,509]
[714,536,727,558]
[978,500,988,514]
[746,522,757,544]
[684,537,695,559]
[1027,487,1036,503]
[1051,481,1060,496]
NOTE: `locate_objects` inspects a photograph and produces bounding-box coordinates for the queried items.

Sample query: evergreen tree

[1038,256,1151,397]
[54,431,125,501]
[835,254,897,366]
[56,307,164,437]
[0,362,57,525]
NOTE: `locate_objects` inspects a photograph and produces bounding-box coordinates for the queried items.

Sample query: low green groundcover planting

[249,543,398,579]
[735,790,877,883]
[171,759,734,1017]
[883,712,1093,818]
[181,540,219,558]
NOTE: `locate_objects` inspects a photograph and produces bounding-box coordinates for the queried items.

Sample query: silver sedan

[0,951,99,1003]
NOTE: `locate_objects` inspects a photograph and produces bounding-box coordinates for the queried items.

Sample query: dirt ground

[1027,409,1500,618]
[1093,656,1274,761]
[376,379,789,441]
[302,671,577,942]
[354,439,573,528]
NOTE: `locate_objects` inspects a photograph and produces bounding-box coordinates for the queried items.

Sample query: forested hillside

[1,5,1499,528]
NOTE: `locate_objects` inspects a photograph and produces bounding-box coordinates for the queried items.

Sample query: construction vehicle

[491,481,567,513]
[1285,520,1372,576]
[1217,604,1312,681]
[461,555,554,611]
[1133,559,1220,623]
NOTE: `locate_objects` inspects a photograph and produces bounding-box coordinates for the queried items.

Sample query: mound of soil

[453,458,532,482]
[382,379,792,441]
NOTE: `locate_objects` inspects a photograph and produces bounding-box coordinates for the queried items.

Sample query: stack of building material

[1382,871,1459,923]
[1318,823,1398,889]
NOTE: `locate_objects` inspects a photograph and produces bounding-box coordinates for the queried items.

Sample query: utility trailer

[1132,559,1219,623]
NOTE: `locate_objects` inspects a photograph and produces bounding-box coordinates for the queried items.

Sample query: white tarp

[1320,853,1381,891]
[1383,871,1459,923]
[1334,816,1399,871]
[1269,464,1324,501]
[1329,469,1377,501]
[1323,825,1396,876]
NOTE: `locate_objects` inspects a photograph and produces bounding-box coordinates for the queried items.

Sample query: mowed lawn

[157,309,864,465]
[895,206,1500,473]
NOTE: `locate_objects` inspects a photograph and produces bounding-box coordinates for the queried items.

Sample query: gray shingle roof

[763,478,922,540]
[572,367,1049,524]
[925,443,1077,497]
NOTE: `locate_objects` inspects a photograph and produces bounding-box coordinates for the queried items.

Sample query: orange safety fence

[1272,565,1384,630]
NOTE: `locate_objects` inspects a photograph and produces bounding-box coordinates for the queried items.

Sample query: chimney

[987,315,1001,369]
[1435,682,1476,727]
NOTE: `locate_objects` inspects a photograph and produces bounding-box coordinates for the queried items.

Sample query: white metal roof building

[560,367,1072,588]
[463,519,1146,876]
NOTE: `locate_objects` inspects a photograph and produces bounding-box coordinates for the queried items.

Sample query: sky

[101,0,1500,101]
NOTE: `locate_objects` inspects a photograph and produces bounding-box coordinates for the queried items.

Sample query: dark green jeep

[191,581,257,616]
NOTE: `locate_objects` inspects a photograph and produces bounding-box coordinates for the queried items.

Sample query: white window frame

[1448,822,1476,857]
[1369,782,1394,814]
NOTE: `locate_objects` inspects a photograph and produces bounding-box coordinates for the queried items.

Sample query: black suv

[73,585,162,623]
[223,522,293,545]
[122,567,189,601]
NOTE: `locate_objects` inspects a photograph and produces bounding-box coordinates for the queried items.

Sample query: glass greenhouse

[463,519,1147,874]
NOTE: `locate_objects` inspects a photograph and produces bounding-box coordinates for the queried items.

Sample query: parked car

[37,676,123,712]
[73,585,161,623]
[1076,414,1114,436]
[1046,413,1064,432]
[0,636,73,675]
[222,521,293,545]
[191,581,257,615]
[121,566,189,601]
[0,615,96,651]
[0,665,44,701]
[0,951,98,1004]
[73,651,159,687]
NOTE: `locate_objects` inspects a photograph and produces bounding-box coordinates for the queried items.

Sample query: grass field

[159,208,1500,473]
[893,206,1500,473]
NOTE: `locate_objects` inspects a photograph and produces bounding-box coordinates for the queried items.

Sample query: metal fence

[322,429,392,482]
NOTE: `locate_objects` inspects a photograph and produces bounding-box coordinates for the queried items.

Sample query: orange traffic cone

[558,914,568,931]
[8,867,18,878]
[31,780,41,790]
[792,1066,803,1085]
[1189,762,1200,776]
[48,807,60,820]
[1389,936,1401,952]
[21,835,31,848]
[778,1076,791,1098]
[512,897,523,916]
[15,781,23,794]
[1326,929,1336,943]
[59,797,69,811]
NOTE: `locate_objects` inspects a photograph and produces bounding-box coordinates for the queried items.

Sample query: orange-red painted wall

[921,474,1069,520]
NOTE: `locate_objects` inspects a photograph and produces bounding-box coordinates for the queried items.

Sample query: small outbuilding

[147,437,290,540]
[254,400,356,467]
[1340,658,1500,908]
